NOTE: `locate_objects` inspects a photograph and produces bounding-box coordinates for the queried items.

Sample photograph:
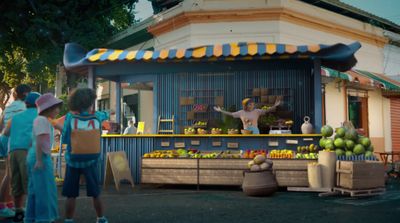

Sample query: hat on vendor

[36,93,63,115]
[242,98,254,109]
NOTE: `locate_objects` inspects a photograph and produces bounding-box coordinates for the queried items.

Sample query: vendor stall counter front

[100,134,321,184]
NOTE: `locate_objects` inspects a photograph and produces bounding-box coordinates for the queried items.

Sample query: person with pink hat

[25,93,62,223]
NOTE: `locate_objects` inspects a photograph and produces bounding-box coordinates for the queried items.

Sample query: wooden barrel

[242,170,277,196]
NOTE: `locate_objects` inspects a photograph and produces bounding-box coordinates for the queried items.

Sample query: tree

[0,0,138,108]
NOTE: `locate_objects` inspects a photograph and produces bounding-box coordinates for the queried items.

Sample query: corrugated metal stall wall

[100,137,154,184]
[157,60,313,133]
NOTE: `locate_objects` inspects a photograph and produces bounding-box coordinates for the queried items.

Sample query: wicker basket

[241,129,253,134]
[197,128,208,134]
[184,129,196,135]
[211,129,223,134]
[228,129,239,134]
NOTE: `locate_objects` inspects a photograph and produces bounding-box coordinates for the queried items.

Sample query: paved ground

[2,179,400,223]
[59,179,400,223]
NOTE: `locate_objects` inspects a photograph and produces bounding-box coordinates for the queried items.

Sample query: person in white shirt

[123,120,137,135]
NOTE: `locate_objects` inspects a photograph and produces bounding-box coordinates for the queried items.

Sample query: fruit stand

[101,134,321,184]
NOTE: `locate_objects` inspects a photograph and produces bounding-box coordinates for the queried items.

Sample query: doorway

[347,89,369,136]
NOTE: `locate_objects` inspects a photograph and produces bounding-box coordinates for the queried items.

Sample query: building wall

[101,0,395,149]
[384,97,392,152]
[139,90,154,133]
[384,44,400,76]
[324,81,346,128]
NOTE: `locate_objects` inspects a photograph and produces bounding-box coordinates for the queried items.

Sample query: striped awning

[321,67,400,91]
[86,43,324,62]
[64,42,361,72]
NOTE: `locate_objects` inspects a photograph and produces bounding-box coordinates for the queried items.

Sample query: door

[347,89,369,136]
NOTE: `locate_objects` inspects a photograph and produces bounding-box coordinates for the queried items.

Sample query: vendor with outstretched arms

[213,98,281,134]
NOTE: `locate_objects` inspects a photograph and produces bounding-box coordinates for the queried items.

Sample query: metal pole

[116,82,122,133]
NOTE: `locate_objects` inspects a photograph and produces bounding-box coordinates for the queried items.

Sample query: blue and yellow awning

[86,42,325,62]
[64,42,361,72]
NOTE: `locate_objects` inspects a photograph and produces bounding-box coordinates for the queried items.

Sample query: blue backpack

[65,113,101,162]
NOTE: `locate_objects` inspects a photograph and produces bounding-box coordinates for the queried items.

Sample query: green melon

[321,125,334,137]
[353,144,365,155]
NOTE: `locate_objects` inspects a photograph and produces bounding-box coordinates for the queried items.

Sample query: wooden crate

[141,169,197,184]
[199,169,244,185]
[142,158,197,169]
[274,170,309,187]
[199,159,249,169]
[272,159,316,171]
[336,160,385,190]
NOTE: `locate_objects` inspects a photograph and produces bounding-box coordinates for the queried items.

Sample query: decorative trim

[148,8,388,47]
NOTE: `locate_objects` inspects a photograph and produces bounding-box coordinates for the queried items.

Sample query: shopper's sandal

[12,211,24,223]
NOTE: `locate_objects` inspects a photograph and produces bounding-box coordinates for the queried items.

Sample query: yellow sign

[137,121,145,134]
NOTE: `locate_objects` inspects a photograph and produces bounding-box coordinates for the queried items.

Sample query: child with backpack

[25,93,63,223]
[3,92,41,222]
[61,88,108,223]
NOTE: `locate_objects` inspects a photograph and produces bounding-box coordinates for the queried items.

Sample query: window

[347,89,368,136]
[98,98,110,111]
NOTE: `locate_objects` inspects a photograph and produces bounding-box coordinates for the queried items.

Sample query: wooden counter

[100,134,322,184]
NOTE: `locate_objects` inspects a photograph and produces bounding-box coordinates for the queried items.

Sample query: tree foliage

[0,0,138,109]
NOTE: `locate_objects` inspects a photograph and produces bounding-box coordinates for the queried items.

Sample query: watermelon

[335,127,346,138]
[345,140,355,151]
[334,138,345,148]
[353,144,365,155]
[319,138,327,148]
[335,149,345,156]
[321,125,334,137]
[345,129,358,141]
[359,137,371,148]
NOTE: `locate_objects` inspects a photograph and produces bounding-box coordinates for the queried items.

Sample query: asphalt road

[2,180,400,223]
[60,179,400,223]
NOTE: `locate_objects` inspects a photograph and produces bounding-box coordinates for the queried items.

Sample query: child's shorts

[10,150,28,196]
[62,163,101,198]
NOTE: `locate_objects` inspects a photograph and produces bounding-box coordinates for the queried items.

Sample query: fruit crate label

[212,141,222,147]
[174,142,185,148]
[303,138,314,141]
[227,142,239,149]
[161,141,170,147]
[191,140,200,146]
[268,141,279,147]
[286,139,298,145]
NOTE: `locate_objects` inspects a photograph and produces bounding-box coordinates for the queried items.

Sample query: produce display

[184,128,196,134]
[269,149,294,159]
[242,149,267,159]
[319,124,375,159]
[211,128,223,134]
[143,149,242,159]
[247,155,273,171]
[227,129,239,134]
[194,121,207,127]
[295,144,319,159]
[197,128,208,134]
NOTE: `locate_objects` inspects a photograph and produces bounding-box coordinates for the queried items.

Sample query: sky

[341,0,400,25]
[134,0,400,25]
[135,0,153,21]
